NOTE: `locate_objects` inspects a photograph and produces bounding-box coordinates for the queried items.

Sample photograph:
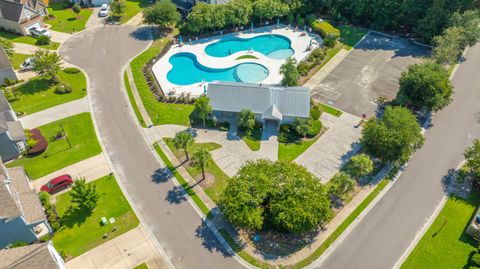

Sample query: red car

[40,174,74,194]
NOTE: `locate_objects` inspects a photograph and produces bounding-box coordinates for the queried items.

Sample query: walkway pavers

[295,112,362,183]
[32,154,110,192]
[20,97,89,129]
[66,225,169,269]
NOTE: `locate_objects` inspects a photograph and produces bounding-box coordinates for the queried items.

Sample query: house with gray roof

[0,91,26,162]
[0,0,46,36]
[207,81,311,127]
[0,48,18,86]
[0,241,65,269]
[0,159,51,249]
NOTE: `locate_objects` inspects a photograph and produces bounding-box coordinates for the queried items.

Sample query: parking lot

[311,32,430,117]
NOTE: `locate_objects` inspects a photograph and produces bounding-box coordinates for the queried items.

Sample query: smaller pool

[167,53,269,85]
[205,34,294,59]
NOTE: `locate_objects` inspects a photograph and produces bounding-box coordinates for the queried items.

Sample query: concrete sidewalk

[66,225,169,269]
[304,49,350,89]
[20,97,89,129]
[32,154,110,192]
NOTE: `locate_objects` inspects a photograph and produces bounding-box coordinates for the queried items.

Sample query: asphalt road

[60,26,245,269]
[316,42,480,269]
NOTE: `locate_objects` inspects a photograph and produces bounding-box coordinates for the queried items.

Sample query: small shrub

[311,19,340,39]
[72,3,81,14]
[63,67,80,74]
[323,36,337,48]
[54,83,73,94]
[39,234,50,242]
[310,105,321,120]
[307,120,322,138]
[472,254,480,267]
[297,61,311,76]
[35,35,51,45]
[311,48,324,59]
[4,78,19,86]
[9,241,27,248]
[3,89,19,102]
[305,14,316,26]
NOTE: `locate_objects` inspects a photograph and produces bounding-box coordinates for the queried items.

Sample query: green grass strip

[319,103,343,117]
[290,179,390,268]
[123,71,146,127]
[153,143,212,218]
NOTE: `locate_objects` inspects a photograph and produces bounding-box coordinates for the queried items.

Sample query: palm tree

[173,131,194,161]
[191,148,212,181]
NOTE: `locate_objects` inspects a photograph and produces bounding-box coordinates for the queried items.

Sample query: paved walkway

[20,97,89,129]
[304,49,350,89]
[13,43,44,54]
[48,29,72,43]
[295,112,362,183]
[14,70,36,81]
[125,12,144,26]
[66,225,169,269]
[32,154,110,192]
[257,121,278,161]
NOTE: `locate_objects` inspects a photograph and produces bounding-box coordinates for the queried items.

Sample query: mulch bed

[27,128,48,156]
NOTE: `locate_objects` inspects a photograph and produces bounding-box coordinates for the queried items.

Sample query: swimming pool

[166,53,269,85]
[205,34,294,59]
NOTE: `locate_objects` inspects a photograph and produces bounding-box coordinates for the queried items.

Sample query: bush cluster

[297,48,325,76]
[63,67,80,74]
[54,83,73,94]
[38,191,61,231]
[3,88,19,102]
[35,35,51,45]
[311,20,340,39]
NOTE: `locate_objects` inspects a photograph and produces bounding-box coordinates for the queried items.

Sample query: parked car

[20,57,35,71]
[40,174,74,194]
[99,4,109,17]
[29,27,51,38]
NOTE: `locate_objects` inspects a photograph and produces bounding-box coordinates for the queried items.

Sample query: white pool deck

[152,25,322,96]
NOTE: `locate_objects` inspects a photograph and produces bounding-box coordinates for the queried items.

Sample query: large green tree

[219,160,331,233]
[465,139,480,182]
[237,109,256,133]
[70,178,100,212]
[190,148,212,180]
[193,95,212,126]
[328,172,355,200]
[253,0,289,23]
[396,62,453,112]
[347,153,374,178]
[143,0,180,28]
[361,106,424,164]
[292,117,310,138]
[173,131,194,161]
[280,57,300,86]
[32,50,62,81]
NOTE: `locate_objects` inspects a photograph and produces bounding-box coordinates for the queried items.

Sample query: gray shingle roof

[0,91,11,112]
[0,48,13,70]
[0,242,60,269]
[0,0,24,22]
[207,82,311,120]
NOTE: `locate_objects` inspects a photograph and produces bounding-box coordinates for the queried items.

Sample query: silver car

[99,4,109,17]
[20,57,35,71]
[29,27,51,38]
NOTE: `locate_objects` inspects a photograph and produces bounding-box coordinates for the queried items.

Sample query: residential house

[0,159,51,249]
[0,91,26,165]
[0,0,46,36]
[0,48,18,86]
[0,241,65,269]
[207,81,310,127]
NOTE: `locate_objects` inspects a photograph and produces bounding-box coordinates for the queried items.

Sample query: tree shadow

[195,221,233,257]
[59,205,92,229]
[440,168,457,195]
[151,167,172,183]
[165,185,187,204]
[129,26,155,41]
[16,78,53,96]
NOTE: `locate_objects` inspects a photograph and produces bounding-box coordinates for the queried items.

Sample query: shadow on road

[195,221,234,258]
[129,26,154,41]
[151,167,172,183]
[166,185,187,204]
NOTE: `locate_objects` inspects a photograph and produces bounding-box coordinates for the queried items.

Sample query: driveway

[59,25,245,269]
[311,32,429,117]
[314,43,480,269]
[85,8,106,29]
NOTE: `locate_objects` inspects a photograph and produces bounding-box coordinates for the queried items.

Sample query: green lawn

[6,113,102,179]
[9,69,87,114]
[319,103,342,117]
[124,71,146,127]
[338,25,368,50]
[164,138,228,202]
[130,35,194,126]
[239,128,261,151]
[53,176,139,259]
[47,2,93,33]
[278,135,321,162]
[0,31,59,50]
[133,263,148,269]
[402,193,480,269]
[122,0,146,23]
[153,143,212,217]
[10,53,31,70]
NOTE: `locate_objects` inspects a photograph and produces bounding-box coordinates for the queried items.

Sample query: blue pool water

[205,34,294,59]
[167,53,269,85]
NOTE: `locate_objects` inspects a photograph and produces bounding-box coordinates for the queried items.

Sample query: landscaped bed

[6,113,102,179]
[164,138,229,202]
[0,31,59,50]
[7,68,87,115]
[402,192,480,269]
[52,175,139,259]
[46,2,93,33]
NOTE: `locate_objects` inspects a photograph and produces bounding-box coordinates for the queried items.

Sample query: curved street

[59,26,245,269]
[315,43,480,268]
